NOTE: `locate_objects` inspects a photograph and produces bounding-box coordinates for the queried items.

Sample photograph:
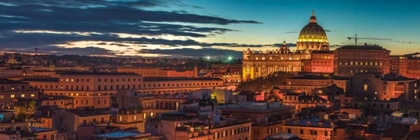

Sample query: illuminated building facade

[242,11,332,81]
[333,44,391,77]
[390,53,420,79]
[218,102,295,140]
[117,66,197,78]
[25,72,223,109]
[350,73,420,100]
[0,79,39,107]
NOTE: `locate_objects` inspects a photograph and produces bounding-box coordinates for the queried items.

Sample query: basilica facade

[242,11,333,81]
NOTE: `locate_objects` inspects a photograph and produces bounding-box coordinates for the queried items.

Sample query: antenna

[34,47,39,55]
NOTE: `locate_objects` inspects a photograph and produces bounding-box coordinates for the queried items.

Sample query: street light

[228,56,232,61]
[206,56,211,60]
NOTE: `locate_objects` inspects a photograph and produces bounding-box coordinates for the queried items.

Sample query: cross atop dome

[310,10,317,23]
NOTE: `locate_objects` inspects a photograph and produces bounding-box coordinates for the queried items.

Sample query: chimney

[306,121,311,126]
[318,121,323,127]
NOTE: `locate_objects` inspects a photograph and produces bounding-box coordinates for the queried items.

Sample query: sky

[0,0,419,58]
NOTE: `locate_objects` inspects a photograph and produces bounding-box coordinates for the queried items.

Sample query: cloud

[109,43,130,47]
[324,29,332,32]
[3,46,115,56]
[285,31,298,34]
[139,48,243,58]
[0,0,264,57]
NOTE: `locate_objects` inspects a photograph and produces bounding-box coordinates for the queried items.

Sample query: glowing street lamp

[206,56,211,60]
[228,56,233,61]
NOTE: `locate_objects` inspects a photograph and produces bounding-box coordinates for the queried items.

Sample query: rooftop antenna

[34,46,39,56]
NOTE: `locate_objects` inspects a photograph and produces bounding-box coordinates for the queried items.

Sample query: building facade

[242,11,333,81]
[390,53,420,79]
[333,44,391,77]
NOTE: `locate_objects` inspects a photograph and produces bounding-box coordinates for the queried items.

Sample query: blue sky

[0,0,418,57]
[184,0,420,54]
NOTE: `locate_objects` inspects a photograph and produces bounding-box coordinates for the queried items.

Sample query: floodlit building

[242,11,333,81]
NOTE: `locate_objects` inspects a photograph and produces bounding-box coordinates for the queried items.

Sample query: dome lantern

[310,10,317,23]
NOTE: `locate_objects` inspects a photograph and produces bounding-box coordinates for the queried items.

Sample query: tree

[236,72,295,91]
[28,100,36,112]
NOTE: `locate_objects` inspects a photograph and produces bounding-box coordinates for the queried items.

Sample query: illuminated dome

[297,11,329,51]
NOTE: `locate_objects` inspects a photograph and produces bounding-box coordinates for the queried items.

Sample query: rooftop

[336,45,389,51]
[58,72,140,76]
[67,108,110,117]
[311,50,333,54]
[0,79,26,84]
[285,117,332,128]
[92,131,146,139]
[143,77,222,81]
[265,132,301,140]
[382,124,412,138]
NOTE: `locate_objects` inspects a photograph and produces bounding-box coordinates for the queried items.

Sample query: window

[119,116,122,121]
[300,129,304,134]
[11,94,15,98]
[21,94,25,98]
[134,115,137,121]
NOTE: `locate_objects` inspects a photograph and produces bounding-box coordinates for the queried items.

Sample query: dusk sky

[0,0,419,58]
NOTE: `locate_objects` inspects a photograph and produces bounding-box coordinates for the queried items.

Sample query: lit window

[66,79,69,82]
[364,85,368,91]
[143,113,147,119]
[0,95,4,99]
[71,79,74,82]
[21,94,25,98]
[119,116,122,121]
[151,112,154,117]
[134,115,137,121]
[11,94,15,98]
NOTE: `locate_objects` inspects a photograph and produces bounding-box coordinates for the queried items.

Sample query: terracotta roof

[382,124,411,138]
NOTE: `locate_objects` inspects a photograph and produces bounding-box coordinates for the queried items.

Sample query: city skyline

[0,0,419,58]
